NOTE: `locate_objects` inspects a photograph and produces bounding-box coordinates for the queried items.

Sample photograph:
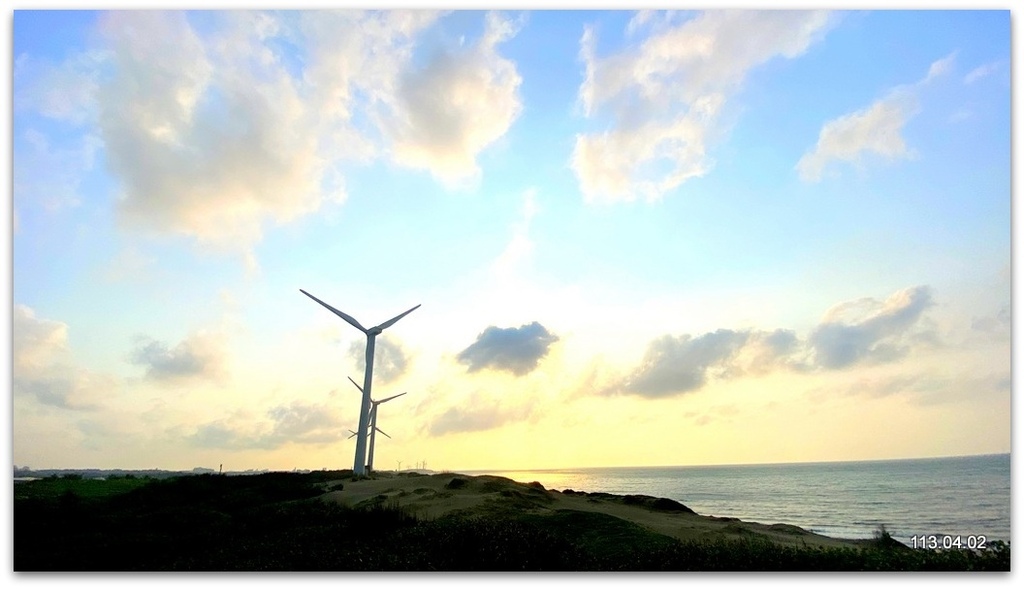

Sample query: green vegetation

[14,472,1010,572]
[14,474,154,501]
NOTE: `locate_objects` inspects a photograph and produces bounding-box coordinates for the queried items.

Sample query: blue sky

[8,8,1012,471]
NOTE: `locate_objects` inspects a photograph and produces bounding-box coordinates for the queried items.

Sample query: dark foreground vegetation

[15,472,1010,572]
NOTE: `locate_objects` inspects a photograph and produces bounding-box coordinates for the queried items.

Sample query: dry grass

[324,472,867,549]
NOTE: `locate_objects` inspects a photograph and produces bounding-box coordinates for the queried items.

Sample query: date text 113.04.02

[910,535,987,550]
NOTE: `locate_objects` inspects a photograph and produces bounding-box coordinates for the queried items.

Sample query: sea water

[469,453,1010,546]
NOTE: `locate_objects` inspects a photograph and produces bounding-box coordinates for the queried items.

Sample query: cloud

[96,11,333,251]
[964,60,1005,85]
[264,402,350,445]
[604,286,936,398]
[809,370,1009,407]
[615,329,750,398]
[797,53,955,182]
[726,329,802,376]
[456,321,559,376]
[609,327,802,398]
[129,330,229,383]
[13,304,69,371]
[808,286,934,369]
[924,52,956,83]
[348,337,409,384]
[796,89,917,182]
[12,305,109,410]
[971,304,1010,336]
[427,397,533,436]
[16,11,524,259]
[490,188,538,280]
[574,10,834,203]
[191,401,348,450]
[385,11,523,187]
[297,9,441,164]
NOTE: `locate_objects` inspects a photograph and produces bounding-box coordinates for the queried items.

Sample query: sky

[7,7,1013,473]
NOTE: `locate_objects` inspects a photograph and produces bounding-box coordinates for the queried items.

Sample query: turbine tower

[300,289,419,475]
[348,376,406,472]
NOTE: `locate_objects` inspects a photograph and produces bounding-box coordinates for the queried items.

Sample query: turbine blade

[347,429,359,439]
[300,289,368,333]
[375,427,391,439]
[374,304,421,332]
[377,392,407,405]
[347,376,364,393]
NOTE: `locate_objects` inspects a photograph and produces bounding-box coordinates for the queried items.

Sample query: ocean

[469,453,1011,547]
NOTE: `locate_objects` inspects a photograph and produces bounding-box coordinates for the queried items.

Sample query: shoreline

[460,455,1012,547]
[324,470,877,550]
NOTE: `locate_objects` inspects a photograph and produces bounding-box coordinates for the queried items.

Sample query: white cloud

[298,9,441,161]
[98,11,330,251]
[797,52,955,183]
[16,10,523,259]
[13,305,70,372]
[796,90,917,182]
[964,60,1005,84]
[385,11,523,187]
[574,10,834,203]
[12,305,110,410]
[925,52,956,82]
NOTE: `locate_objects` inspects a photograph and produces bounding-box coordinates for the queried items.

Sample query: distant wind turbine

[300,289,419,475]
[348,376,406,473]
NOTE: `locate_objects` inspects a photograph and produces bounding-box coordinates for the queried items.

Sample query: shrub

[445,477,468,490]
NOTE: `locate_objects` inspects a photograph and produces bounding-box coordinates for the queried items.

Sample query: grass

[13,472,1011,572]
[14,474,154,501]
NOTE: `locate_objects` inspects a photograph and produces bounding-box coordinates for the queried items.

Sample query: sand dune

[323,472,868,549]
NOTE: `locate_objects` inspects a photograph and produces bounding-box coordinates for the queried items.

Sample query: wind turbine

[348,376,406,473]
[300,289,419,475]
